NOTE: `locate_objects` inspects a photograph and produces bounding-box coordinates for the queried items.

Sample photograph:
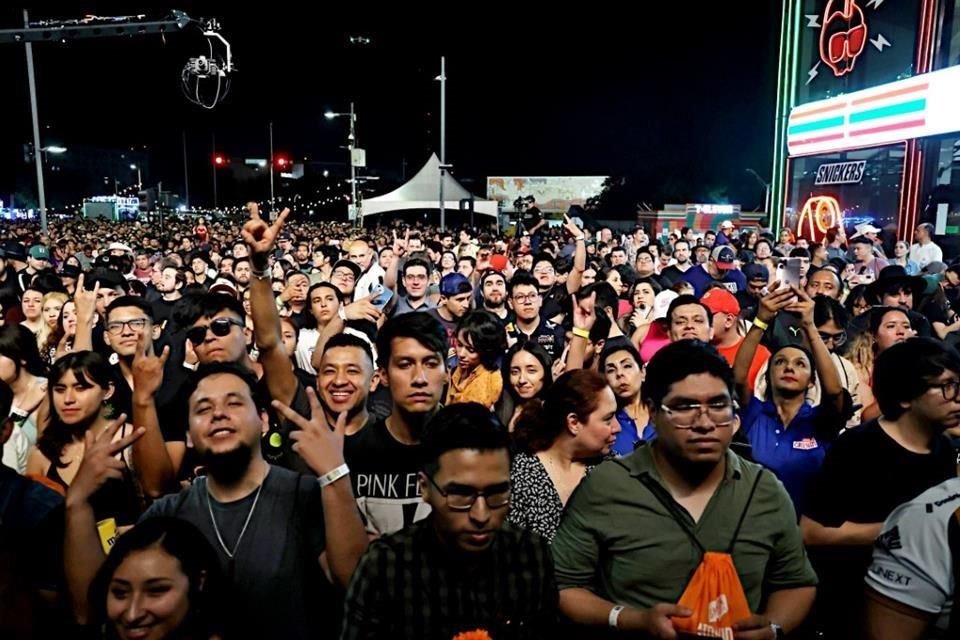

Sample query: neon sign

[797,195,844,241]
[819,0,868,77]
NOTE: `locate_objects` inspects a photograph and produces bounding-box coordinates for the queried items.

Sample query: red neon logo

[819,0,868,77]
[797,195,844,242]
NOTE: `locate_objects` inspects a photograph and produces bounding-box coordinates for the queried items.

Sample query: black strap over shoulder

[613,458,765,555]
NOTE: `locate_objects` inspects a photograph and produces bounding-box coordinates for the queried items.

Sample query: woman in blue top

[599,339,656,455]
[734,284,847,517]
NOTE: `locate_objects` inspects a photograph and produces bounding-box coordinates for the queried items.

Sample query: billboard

[486,176,607,213]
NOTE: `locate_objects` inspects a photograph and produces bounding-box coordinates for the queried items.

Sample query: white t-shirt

[910,242,943,269]
[865,476,960,636]
[1,426,29,474]
[354,263,386,300]
[296,327,320,375]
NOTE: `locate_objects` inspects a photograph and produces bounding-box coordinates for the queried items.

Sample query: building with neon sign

[770,0,960,256]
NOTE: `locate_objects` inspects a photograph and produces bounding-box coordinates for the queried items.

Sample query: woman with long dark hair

[88,517,230,640]
[508,369,619,541]
[26,351,141,524]
[495,342,553,431]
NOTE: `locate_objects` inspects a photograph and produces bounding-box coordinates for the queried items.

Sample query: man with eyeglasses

[553,340,816,638]
[508,272,566,362]
[391,258,437,317]
[341,402,557,639]
[330,259,362,302]
[801,338,960,637]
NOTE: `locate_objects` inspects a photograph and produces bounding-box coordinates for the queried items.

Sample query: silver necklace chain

[205,468,268,559]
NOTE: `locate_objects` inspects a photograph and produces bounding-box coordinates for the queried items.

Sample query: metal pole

[439,56,446,232]
[350,103,357,227]
[158,181,164,234]
[269,121,275,213]
[136,166,142,189]
[182,130,190,209]
[23,9,47,234]
[212,132,218,208]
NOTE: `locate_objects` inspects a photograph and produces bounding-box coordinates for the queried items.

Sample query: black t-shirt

[803,419,957,633]
[343,419,431,537]
[514,317,566,362]
[142,466,337,639]
[921,299,949,327]
[659,264,691,287]
[151,297,178,328]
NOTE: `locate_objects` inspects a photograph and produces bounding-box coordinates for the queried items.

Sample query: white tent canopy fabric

[360,154,498,218]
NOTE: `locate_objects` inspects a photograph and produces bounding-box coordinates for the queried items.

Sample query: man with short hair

[233,256,252,286]
[152,264,185,326]
[553,340,817,638]
[342,403,557,638]
[682,246,747,297]
[666,294,714,343]
[457,255,476,279]
[508,272,566,362]
[331,259,362,301]
[715,220,735,246]
[850,236,887,284]
[910,222,942,269]
[345,312,449,536]
[805,266,842,300]
[64,362,368,639]
[610,246,628,267]
[659,239,693,285]
[392,258,437,316]
[801,338,960,637]
[480,269,512,326]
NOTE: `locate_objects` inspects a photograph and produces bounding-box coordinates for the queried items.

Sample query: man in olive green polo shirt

[553,340,817,638]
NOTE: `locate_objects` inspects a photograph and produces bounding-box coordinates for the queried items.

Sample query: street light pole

[23,9,47,233]
[269,121,276,217]
[212,132,218,208]
[439,56,446,232]
[130,164,141,189]
[349,102,358,227]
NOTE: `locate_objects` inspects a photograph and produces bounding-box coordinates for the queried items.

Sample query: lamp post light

[325,103,359,226]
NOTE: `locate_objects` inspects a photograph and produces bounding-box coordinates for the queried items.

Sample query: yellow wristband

[752,318,769,332]
[572,327,590,339]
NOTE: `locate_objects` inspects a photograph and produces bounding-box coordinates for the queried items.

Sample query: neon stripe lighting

[788,116,845,135]
[849,118,926,137]
[851,83,928,106]
[791,133,846,146]
[849,99,926,124]
[790,103,846,120]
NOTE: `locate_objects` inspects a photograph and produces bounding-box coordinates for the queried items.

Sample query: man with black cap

[330,259,362,302]
[681,245,747,297]
[479,269,513,328]
[428,273,474,366]
[736,263,770,320]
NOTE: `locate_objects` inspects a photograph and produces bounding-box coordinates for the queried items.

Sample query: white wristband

[608,605,625,628]
[318,463,350,488]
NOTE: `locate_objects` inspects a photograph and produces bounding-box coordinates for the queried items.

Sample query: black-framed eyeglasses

[425,474,511,511]
[818,330,847,347]
[658,401,737,429]
[186,318,244,346]
[106,318,149,335]
[929,380,960,402]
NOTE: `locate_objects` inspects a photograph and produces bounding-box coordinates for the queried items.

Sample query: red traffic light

[275,156,289,168]
[213,155,226,166]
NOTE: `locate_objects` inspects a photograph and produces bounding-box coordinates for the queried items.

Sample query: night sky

[1,3,781,211]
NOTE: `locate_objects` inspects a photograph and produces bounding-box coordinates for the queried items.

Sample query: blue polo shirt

[740,396,844,517]
[612,409,656,456]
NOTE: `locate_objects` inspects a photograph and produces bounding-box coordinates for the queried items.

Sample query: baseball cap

[710,246,736,269]
[719,220,735,230]
[653,290,680,320]
[209,276,239,298]
[29,245,50,261]
[440,272,473,297]
[743,263,769,283]
[701,287,740,316]
[332,259,362,280]
[60,264,81,279]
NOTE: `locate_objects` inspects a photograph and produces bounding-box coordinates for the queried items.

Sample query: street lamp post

[325,103,359,226]
[130,164,141,189]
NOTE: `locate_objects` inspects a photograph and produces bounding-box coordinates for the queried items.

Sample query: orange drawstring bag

[637,470,764,639]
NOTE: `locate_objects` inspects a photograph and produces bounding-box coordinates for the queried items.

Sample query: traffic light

[213,154,227,166]
[275,155,290,169]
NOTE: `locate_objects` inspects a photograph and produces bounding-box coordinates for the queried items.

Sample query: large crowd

[1,202,959,639]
